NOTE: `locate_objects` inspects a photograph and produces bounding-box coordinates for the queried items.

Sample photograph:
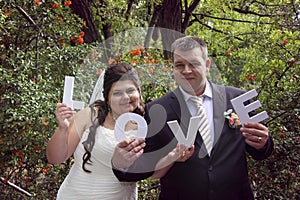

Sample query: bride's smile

[109,80,140,116]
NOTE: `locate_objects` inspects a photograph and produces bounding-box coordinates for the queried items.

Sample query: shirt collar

[179,79,213,102]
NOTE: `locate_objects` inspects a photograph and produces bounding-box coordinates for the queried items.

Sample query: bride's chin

[119,108,133,114]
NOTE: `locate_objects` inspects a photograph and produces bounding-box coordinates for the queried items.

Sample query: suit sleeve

[112,161,155,182]
[246,135,274,160]
[226,86,274,161]
[241,90,274,160]
[112,103,167,182]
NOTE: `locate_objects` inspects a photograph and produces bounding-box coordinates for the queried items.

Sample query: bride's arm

[151,145,194,179]
[46,105,92,164]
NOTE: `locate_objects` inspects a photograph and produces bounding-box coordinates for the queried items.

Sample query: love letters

[62,76,84,110]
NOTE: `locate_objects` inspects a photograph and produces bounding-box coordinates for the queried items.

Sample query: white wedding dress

[57,126,137,200]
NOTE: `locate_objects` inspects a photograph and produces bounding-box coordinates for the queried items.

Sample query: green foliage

[91,0,152,36]
[0,0,91,199]
[109,45,175,103]
[138,178,160,200]
[0,64,69,199]
[1,0,299,199]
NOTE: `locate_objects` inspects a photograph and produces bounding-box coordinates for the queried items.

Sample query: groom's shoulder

[212,83,246,99]
[225,85,245,93]
[212,82,245,93]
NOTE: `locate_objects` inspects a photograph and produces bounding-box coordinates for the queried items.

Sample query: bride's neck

[103,112,120,130]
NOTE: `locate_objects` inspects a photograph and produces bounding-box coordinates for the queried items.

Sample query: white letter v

[167,116,201,148]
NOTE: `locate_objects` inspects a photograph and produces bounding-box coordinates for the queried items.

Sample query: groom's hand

[112,138,146,170]
[240,122,269,150]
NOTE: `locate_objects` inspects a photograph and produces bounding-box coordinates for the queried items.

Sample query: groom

[112,36,274,200]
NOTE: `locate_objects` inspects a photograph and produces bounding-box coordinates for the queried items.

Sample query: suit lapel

[210,83,227,155]
[171,88,191,136]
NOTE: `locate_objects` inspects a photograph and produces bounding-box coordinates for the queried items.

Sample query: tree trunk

[70,0,101,43]
[146,0,201,59]
[144,4,163,49]
[157,0,182,59]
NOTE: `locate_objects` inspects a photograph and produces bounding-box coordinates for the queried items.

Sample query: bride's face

[108,80,140,116]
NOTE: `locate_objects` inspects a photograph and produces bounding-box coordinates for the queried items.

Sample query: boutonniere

[224,109,241,128]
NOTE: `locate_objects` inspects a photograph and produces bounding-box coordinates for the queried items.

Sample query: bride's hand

[55,103,75,130]
[165,144,194,163]
[175,145,194,162]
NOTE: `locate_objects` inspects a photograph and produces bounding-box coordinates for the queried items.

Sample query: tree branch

[1,177,34,197]
[181,0,201,32]
[265,110,288,126]
[191,14,244,41]
[232,7,274,17]
[124,0,135,22]
[192,13,272,24]
[15,6,39,30]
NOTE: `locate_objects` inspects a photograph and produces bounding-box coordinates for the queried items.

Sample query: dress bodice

[57,126,137,200]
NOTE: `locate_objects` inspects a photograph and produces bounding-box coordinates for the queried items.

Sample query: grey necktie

[190,96,212,156]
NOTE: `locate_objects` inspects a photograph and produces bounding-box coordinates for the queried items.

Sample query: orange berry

[70,36,76,42]
[96,68,102,77]
[80,31,85,37]
[46,165,52,169]
[64,1,72,6]
[34,0,40,6]
[4,11,11,18]
[93,53,97,59]
[52,3,59,9]
[76,37,84,45]
[289,60,295,66]
[59,38,65,44]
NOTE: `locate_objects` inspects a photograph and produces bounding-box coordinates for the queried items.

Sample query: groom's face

[172,47,210,96]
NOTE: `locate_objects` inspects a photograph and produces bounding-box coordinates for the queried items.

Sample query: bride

[46,63,146,199]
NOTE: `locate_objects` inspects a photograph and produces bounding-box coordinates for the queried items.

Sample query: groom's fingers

[128,147,144,160]
[117,138,133,148]
[188,145,195,155]
[131,142,146,153]
[118,138,146,152]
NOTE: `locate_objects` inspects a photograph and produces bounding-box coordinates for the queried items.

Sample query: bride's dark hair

[82,62,144,173]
